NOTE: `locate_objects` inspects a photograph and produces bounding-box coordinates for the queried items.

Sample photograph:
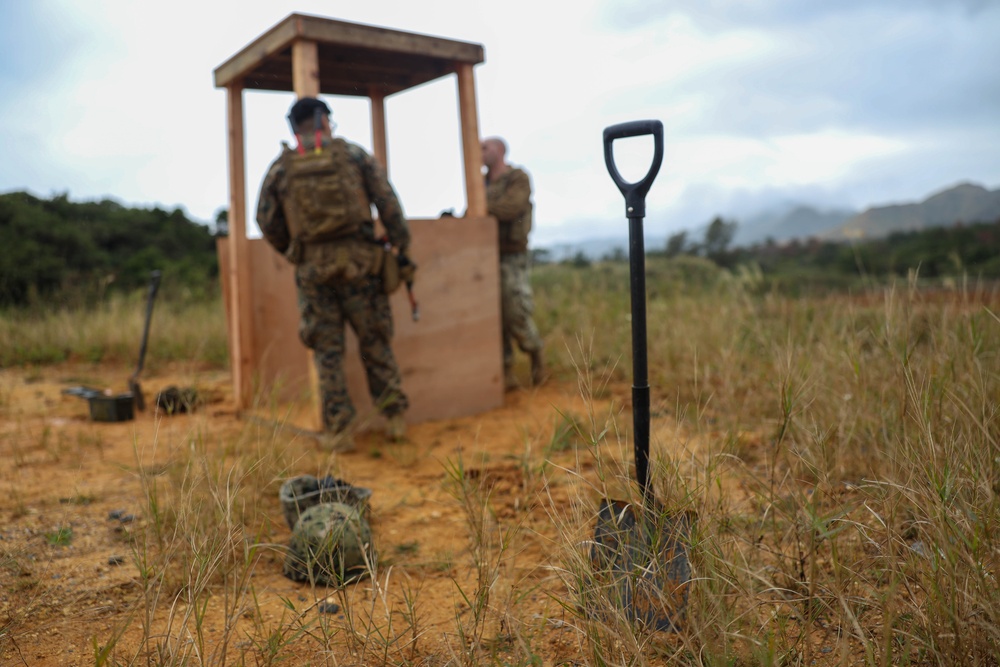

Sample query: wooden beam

[369,87,388,168]
[214,18,298,88]
[225,83,254,409]
[214,14,483,92]
[456,63,486,217]
[292,40,320,97]
[290,39,323,430]
[297,14,484,64]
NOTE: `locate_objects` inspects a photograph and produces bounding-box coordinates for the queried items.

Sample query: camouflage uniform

[485,167,544,372]
[257,134,410,432]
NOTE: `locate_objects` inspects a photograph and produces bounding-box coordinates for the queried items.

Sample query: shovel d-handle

[603,120,664,501]
[602,120,664,220]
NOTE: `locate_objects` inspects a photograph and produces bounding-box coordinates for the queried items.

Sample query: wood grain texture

[224,84,255,409]
[214,13,483,94]
[456,63,487,218]
[218,216,503,427]
[291,40,320,98]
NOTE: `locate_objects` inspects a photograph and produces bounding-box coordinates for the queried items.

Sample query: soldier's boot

[318,429,356,453]
[530,348,547,386]
[504,366,520,392]
[386,415,407,442]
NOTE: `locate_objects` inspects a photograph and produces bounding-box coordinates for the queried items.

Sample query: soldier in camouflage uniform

[482,136,546,390]
[256,97,410,448]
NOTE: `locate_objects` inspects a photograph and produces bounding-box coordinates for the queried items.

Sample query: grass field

[1,257,998,665]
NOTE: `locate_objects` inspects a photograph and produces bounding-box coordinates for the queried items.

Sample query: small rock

[107,510,125,520]
[318,602,340,614]
[108,555,125,566]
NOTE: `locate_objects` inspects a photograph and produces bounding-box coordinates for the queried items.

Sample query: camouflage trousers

[500,253,543,369]
[296,274,408,432]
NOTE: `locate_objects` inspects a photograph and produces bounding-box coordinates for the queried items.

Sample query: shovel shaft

[605,120,663,501]
[629,216,651,499]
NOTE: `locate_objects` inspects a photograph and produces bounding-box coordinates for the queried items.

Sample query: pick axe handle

[134,270,162,378]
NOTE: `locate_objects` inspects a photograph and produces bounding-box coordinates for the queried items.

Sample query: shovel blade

[589,499,693,632]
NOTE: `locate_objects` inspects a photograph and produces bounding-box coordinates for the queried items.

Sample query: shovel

[129,270,161,411]
[588,120,692,632]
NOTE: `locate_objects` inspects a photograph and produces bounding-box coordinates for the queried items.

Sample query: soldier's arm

[255,157,291,254]
[486,169,532,223]
[355,147,411,252]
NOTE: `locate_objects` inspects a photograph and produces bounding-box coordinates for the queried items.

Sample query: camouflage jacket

[256,135,410,259]
[485,166,532,255]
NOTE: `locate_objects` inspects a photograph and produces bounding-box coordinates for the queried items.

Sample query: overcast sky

[1,0,998,247]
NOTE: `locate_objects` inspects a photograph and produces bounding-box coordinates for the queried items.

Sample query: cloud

[1,0,998,248]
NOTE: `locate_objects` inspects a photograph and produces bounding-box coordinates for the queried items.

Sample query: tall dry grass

[536,259,1000,665]
[2,258,999,665]
[0,290,228,368]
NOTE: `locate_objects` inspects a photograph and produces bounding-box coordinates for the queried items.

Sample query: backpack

[279,139,372,249]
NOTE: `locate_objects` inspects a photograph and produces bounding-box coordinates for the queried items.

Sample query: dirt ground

[0,360,698,665]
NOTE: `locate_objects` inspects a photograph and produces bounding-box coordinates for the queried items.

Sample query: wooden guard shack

[213,13,502,429]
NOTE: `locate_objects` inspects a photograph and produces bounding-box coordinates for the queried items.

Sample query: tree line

[578,215,1000,289]
[0,191,221,307]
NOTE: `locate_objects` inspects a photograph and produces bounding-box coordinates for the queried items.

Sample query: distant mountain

[830,182,1000,240]
[537,182,1000,260]
[734,205,856,246]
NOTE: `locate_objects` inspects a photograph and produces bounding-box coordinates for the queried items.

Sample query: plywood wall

[219,215,504,428]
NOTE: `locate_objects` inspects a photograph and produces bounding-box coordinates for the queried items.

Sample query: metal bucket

[63,386,135,422]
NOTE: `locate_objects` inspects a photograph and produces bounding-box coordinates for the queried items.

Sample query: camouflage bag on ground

[283,502,374,586]
[279,138,372,262]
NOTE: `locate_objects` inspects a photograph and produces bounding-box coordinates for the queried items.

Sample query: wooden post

[292,40,319,97]
[291,38,323,430]
[369,86,388,168]
[456,63,486,217]
[225,83,254,409]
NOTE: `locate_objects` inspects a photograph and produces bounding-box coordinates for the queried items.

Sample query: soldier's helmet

[288,97,331,128]
[283,502,374,585]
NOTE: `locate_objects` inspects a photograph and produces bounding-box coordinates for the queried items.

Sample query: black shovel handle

[603,120,663,501]
[603,120,664,220]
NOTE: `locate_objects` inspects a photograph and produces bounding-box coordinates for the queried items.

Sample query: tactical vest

[279,138,372,254]
[486,167,532,255]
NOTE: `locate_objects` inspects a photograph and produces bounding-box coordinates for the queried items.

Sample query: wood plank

[342,215,503,425]
[296,14,483,64]
[236,216,503,427]
[290,39,322,428]
[225,83,255,410]
[456,63,487,218]
[214,18,298,88]
[215,14,482,92]
[243,50,455,96]
[292,40,320,98]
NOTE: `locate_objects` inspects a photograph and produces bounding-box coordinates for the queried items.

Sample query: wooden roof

[213,13,485,96]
